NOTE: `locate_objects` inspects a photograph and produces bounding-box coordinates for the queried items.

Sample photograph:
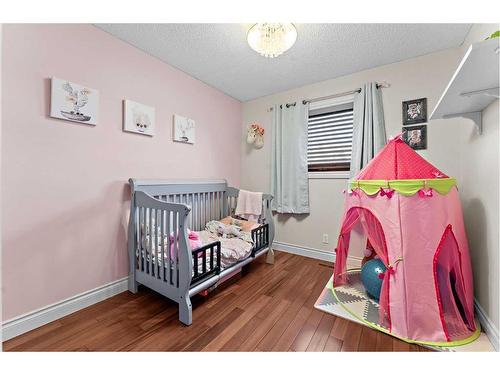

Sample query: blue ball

[360,259,386,301]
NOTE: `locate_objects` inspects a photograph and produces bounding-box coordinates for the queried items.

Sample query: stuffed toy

[361,240,379,266]
[247,123,265,149]
[217,223,241,238]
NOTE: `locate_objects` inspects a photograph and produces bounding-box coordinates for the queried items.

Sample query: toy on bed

[205,220,241,238]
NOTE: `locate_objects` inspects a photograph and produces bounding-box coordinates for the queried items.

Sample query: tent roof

[355,136,448,180]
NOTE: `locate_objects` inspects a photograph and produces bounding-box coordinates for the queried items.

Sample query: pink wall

[1,24,242,320]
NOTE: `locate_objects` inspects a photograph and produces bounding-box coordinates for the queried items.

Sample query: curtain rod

[266,81,390,112]
[303,82,390,104]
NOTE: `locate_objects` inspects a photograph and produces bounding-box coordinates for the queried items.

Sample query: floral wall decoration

[247,123,265,149]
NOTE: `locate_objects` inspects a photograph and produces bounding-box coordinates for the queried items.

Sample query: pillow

[220,216,260,232]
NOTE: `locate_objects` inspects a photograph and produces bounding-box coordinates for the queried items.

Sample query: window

[307,102,354,173]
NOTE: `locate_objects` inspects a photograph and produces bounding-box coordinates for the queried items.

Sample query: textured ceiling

[95,23,471,101]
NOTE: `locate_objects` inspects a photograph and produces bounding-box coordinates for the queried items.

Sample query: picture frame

[402,124,427,150]
[402,97,427,125]
[173,114,196,144]
[50,77,99,126]
[123,100,155,136]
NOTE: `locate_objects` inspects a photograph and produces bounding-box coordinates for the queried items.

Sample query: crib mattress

[139,235,253,276]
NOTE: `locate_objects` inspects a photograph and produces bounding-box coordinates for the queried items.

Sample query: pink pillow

[168,230,203,259]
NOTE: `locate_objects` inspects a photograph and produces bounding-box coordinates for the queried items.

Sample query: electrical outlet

[322,234,329,244]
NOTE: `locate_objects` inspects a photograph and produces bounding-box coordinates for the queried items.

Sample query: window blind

[307,108,353,172]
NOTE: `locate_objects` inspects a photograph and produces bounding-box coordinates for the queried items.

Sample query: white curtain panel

[350,82,387,177]
[271,102,310,214]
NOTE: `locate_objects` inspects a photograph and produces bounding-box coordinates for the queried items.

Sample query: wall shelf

[430,37,499,134]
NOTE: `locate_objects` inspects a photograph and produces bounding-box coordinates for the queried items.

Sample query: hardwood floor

[4,252,429,352]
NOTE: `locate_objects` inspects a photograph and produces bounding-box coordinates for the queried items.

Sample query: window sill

[308,171,350,180]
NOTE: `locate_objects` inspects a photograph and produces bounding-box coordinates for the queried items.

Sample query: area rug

[314,272,494,352]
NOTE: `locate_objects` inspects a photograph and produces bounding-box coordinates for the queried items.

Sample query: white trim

[309,93,355,111]
[2,277,129,342]
[474,298,499,351]
[273,241,362,268]
[274,241,335,262]
[309,171,350,179]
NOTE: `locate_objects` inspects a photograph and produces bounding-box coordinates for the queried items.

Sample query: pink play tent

[333,136,478,346]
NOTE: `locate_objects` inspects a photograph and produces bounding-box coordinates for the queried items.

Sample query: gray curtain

[350,82,387,177]
[271,102,310,214]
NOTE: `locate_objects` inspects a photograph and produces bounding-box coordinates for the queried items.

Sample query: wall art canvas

[402,97,427,125]
[402,124,427,150]
[173,114,195,144]
[123,100,155,136]
[50,77,99,125]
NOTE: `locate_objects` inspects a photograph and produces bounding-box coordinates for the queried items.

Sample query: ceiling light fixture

[247,23,297,58]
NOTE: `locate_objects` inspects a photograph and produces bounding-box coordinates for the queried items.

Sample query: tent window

[433,227,475,341]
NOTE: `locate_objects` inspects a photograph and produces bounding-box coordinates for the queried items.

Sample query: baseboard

[474,298,499,351]
[273,241,362,267]
[273,241,335,262]
[2,276,129,342]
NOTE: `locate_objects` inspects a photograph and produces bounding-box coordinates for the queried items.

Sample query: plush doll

[217,223,241,238]
[361,240,379,266]
[254,127,265,149]
[247,124,259,144]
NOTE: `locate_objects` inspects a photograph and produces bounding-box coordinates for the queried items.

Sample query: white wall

[240,47,464,255]
[456,23,499,338]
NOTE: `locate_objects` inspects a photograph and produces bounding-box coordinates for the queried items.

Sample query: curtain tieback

[378,257,403,279]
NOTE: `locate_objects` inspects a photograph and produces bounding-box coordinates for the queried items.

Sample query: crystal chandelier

[247,23,297,58]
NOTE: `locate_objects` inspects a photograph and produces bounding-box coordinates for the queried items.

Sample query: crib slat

[215,191,219,219]
[160,209,165,281]
[139,206,144,271]
[143,207,147,274]
[202,249,206,274]
[152,208,156,277]
[203,192,207,225]
[149,208,153,276]
[135,206,140,271]
[210,246,214,271]
[210,192,213,220]
[173,212,178,288]
[206,192,209,221]
[188,193,192,229]
[193,250,198,278]
[220,191,224,219]
[166,210,172,285]
[195,193,199,230]
[220,191,224,218]
[201,192,204,228]
[155,209,160,278]
[213,191,217,220]
[219,191,222,219]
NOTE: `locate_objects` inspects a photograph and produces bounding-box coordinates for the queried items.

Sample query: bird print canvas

[50,77,99,125]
